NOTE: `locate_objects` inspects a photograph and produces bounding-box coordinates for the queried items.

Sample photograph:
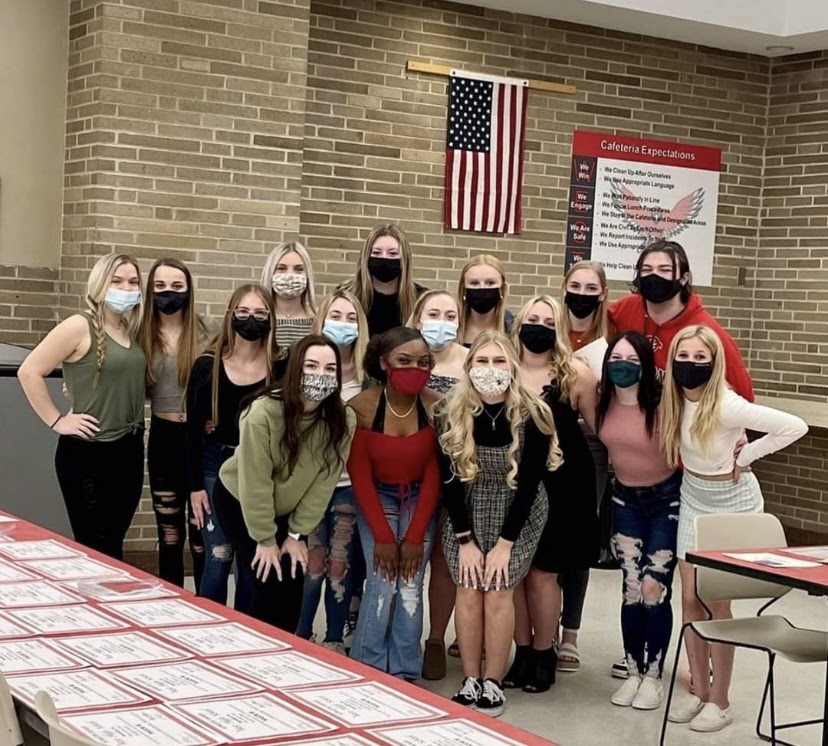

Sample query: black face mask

[672,360,713,390]
[367,257,402,284]
[519,324,557,354]
[232,316,271,342]
[564,291,601,320]
[637,274,683,304]
[153,290,190,316]
[465,288,500,315]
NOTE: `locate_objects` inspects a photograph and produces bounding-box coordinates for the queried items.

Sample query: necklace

[483,404,505,430]
[385,391,416,419]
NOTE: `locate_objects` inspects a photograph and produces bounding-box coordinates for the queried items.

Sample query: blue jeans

[296,485,361,643]
[612,470,681,678]
[351,483,437,681]
[198,441,253,611]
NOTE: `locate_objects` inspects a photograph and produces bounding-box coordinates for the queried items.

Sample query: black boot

[502,645,534,689]
[523,646,557,693]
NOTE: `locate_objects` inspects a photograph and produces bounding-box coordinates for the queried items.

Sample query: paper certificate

[0,561,37,583]
[55,631,192,668]
[156,622,290,656]
[217,651,360,689]
[109,660,261,702]
[8,669,150,711]
[7,605,129,635]
[0,515,19,523]
[0,580,83,608]
[290,683,446,726]
[172,693,335,741]
[61,706,218,746]
[65,578,176,601]
[274,737,377,746]
[0,639,86,673]
[0,613,33,640]
[371,720,527,746]
[22,556,128,581]
[0,540,80,560]
[102,599,224,627]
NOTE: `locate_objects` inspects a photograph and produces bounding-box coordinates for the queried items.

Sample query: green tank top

[62,315,146,442]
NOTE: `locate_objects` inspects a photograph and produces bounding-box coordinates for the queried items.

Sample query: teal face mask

[323,319,359,347]
[420,320,458,351]
[606,360,641,388]
[104,288,141,314]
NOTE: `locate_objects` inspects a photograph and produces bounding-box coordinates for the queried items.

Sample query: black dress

[532,382,599,573]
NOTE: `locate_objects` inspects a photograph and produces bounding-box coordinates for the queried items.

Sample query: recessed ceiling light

[765,45,795,53]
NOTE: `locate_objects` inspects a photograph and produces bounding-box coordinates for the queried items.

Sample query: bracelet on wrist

[50,414,63,430]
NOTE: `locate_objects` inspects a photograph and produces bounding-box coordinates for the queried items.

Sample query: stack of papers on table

[723,552,822,568]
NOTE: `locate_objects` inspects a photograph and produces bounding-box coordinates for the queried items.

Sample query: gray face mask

[300,373,338,402]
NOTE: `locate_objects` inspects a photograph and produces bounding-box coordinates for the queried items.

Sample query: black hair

[596,331,661,437]
[632,239,693,303]
[364,326,428,382]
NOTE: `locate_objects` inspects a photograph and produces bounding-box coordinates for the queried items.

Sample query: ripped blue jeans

[612,470,681,678]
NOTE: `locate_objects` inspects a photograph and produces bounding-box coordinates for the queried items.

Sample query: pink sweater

[598,398,674,488]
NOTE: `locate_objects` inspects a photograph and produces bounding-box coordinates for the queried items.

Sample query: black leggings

[54,431,144,561]
[147,417,205,588]
[212,477,304,632]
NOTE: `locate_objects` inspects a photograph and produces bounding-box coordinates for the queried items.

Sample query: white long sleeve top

[680,389,808,477]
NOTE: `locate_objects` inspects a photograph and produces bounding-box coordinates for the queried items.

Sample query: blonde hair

[311,289,368,383]
[210,284,279,427]
[342,223,417,323]
[260,241,318,315]
[435,331,562,488]
[512,295,579,402]
[85,253,142,385]
[660,325,727,468]
[406,289,460,327]
[559,260,610,345]
[457,254,508,343]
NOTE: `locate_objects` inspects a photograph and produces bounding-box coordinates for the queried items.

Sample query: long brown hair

[140,258,213,388]
[209,284,278,427]
[262,334,349,477]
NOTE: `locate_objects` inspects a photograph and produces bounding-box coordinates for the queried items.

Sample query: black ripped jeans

[148,416,205,588]
[54,430,145,561]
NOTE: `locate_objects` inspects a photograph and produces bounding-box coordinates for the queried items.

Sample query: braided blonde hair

[85,253,142,385]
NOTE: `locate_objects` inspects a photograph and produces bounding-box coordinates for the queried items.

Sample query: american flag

[444,71,529,234]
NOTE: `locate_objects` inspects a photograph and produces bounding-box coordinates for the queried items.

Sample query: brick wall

[0,267,60,347]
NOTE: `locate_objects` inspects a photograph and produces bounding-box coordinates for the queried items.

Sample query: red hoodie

[608,293,754,402]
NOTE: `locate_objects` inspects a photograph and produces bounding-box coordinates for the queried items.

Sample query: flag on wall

[444,71,529,235]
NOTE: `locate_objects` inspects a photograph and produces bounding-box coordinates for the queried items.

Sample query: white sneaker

[667,694,704,723]
[611,676,641,707]
[322,641,346,656]
[689,702,734,732]
[632,677,664,710]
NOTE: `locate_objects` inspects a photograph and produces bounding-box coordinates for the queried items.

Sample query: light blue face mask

[104,288,141,314]
[421,319,458,351]
[323,319,359,347]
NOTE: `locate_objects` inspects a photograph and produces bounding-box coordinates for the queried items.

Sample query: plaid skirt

[677,470,764,559]
[442,442,548,590]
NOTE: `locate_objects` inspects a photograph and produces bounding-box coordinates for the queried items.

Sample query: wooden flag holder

[406,60,576,95]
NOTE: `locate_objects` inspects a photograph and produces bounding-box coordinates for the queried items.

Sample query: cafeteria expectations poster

[565,131,722,286]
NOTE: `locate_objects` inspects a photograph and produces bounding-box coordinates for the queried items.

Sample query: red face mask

[386,365,430,396]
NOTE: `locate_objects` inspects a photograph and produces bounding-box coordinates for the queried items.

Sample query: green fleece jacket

[219,397,357,545]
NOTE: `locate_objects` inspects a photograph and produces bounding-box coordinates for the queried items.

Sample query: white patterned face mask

[272,272,308,299]
[469,366,511,397]
[300,373,338,402]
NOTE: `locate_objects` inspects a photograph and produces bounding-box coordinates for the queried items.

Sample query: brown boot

[422,639,447,680]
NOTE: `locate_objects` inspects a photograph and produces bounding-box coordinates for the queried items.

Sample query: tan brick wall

[0,266,60,347]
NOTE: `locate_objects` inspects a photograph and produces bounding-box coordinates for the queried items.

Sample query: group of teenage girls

[18,228,808,732]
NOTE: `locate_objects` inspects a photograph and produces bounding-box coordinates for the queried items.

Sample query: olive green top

[62,314,146,442]
[219,397,357,544]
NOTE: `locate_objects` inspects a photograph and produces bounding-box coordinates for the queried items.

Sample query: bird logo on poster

[610,183,705,242]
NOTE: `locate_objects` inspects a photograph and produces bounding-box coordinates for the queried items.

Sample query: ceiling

[451,0,828,56]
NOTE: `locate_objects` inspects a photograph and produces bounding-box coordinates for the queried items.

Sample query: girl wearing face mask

[18,253,146,560]
[139,258,218,589]
[347,327,442,680]
[661,325,806,733]
[186,284,285,608]
[608,240,753,400]
[213,335,356,631]
[342,224,427,337]
[457,255,514,348]
[296,290,369,653]
[261,241,317,348]
[594,332,680,711]
[506,297,598,694]
[436,332,561,718]
[406,290,468,680]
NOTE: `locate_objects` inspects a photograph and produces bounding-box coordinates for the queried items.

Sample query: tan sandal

[556,642,581,672]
